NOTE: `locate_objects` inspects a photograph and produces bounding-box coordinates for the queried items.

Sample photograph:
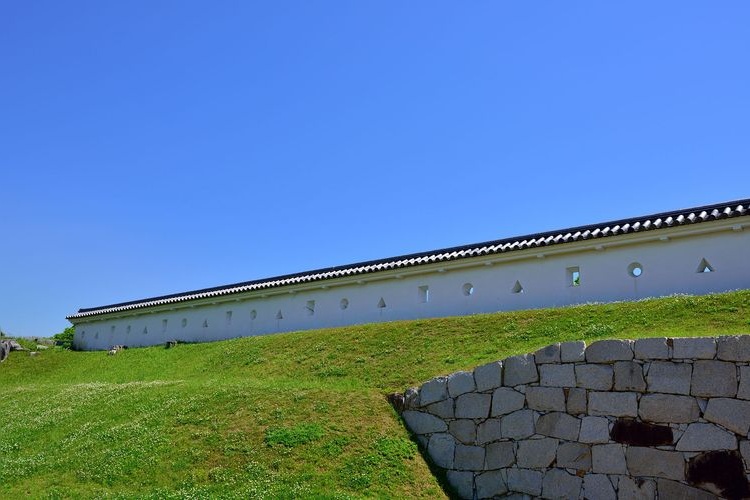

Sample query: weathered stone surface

[446,470,474,500]
[566,387,587,415]
[613,361,646,391]
[583,474,616,500]
[579,416,610,443]
[586,339,633,362]
[676,423,737,451]
[618,476,656,499]
[634,337,669,360]
[673,337,716,359]
[657,478,719,500]
[517,438,558,468]
[591,444,627,474]
[402,411,448,434]
[525,387,565,412]
[626,446,685,480]
[687,450,750,499]
[447,371,476,398]
[691,360,737,397]
[704,398,750,435]
[455,444,485,471]
[403,387,420,410]
[455,393,491,419]
[611,419,673,446]
[476,418,503,444]
[473,361,503,392]
[507,468,542,496]
[576,364,613,390]
[717,335,750,362]
[639,393,701,423]
[503,354,538,387]
[539,363,576,387]
[449,419,477,445]
[535,342,561,363]
[741,440,750,470]
[425,398,454,419]
[560,340,586,362]
[646,361,692,395]
[541,468,582,499]
[475,469,508,498]
[485,441,515,469]
[738,366,750,400]
[535,412,580,441]
[557,442,591,470]
[420,377,448,406]
[501,410,536,439]
[490,387,526,416]
[428,433,455,469]
[588,391,637,417]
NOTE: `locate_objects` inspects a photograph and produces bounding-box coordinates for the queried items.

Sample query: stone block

[403,387,420,410]
[446,470,474,500]
[741,440,750,470]
[557,442,591,470]
[539,363,576,387]
[449,419,476,445]
[425,398,454,419]
[475,469,507,498]
[485,441,515,469]
[634,337,669,360]
[455,444,485,471]
[476,418,503,445]
[626,446,685,480]
[473,361,503,392]
[455,393,491,419]
[657,478,718,500]
[588,391,637,417]
[526,386,566,412]
[618,476,656,499]
[560,340,586,362]
[585,339,633,362]
[420,376,449,406]
[579,416,610,443]
[576,364,613,390]
[676,423,737,451]
[566,387,587,415]
[532,343,559,364]
[535,412,581,441]
[646,361,692,395]
[691,360,737,397]
[639,393,700,423]
[591,444,627,474]
[427,433,455,469]
[448,371,476,398]
[490,387,526,416]
[583,474,616,500]
[503,354,538,386]
[717,335,750,362]
[672,337,717,359]
[541,468,582,499]
[517,437,558,468]
[614,361,646,391]
[738,366,750,400]
[402,411,448,435]
[704,398,750,435]
[501,409,536,440]
[507,468,542,496]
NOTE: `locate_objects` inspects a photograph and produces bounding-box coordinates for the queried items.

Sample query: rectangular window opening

[567,267,581,287]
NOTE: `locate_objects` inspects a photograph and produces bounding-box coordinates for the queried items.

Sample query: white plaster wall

[73,223,750,350]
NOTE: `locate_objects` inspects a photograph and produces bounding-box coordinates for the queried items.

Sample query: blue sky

[1,2,749,337]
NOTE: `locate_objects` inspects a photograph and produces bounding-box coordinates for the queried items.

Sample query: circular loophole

[340,298,349,310]
[462,283,474,296]
[628,262,643,278]
[250,310,257,320]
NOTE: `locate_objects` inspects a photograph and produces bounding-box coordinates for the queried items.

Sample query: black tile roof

[68,198,750,320]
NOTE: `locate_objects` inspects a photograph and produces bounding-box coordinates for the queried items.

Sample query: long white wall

[72,220,750,350]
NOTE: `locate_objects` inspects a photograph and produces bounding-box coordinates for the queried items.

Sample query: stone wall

[393,335,750,499]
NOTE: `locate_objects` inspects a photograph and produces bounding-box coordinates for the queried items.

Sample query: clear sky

[1,2,749,337]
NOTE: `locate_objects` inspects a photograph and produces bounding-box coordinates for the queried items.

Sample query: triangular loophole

[511,280,524,294]
[696,258,715,273]
[276,310,283,320]
[377,297,386,309]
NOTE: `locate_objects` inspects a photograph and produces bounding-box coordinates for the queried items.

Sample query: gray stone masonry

[476,418,502,445]
[446,470,474,499]
[634,337,669,360]
[580,416,610,443]
[675,423,737,451]
[657,479,719,500]
[454,392,490,419]
[646,361,692,395]
[449,419,476,444]
[507,468,542,496]
[586,339,633,362]
[619,476,657,499]
[738,365,750,400]
[539,363,576,387]
[420,376,448,406]
[534,342,560,363]
[535,412,580,441]
[614,361,646,391]
[556,442,591,470]
[501,410,535,439]
[517,438,558,468]
[503,354,538,386]
[625,446,685,480]
[588,391,637,417]
[485,441,515,469]
[473,360,502,392]
[425,398,453,419]
[583,474,616,500]
[566,387,587,415]
[525,386,565,412]
[592,444,628,474]
[717,334,750,361]
[402,411,447,434]
[576,363,613,390]
[541,468,582,499]
[672,336,716,359]
[703,397,750,435]
[639,393,700,423]
[560,340,586,362]
[741,440,750,470]
[454,444,485,471]
[475,469,507,498]
[447,371,476,398]
[691,360,737,397]
[490,387,525,416]
[427,433,455,469]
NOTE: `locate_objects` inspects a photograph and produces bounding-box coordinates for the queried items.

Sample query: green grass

[1,290,749,498]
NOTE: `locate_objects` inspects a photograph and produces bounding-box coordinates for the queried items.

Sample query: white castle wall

[72,219,749,350]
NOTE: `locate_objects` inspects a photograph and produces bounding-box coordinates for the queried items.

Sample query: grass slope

[1,291,749,498]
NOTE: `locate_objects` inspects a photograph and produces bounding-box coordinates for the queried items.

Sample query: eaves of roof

[67,198,750,320]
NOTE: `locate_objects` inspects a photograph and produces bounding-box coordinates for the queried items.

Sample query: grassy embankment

[1,290,749,498]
